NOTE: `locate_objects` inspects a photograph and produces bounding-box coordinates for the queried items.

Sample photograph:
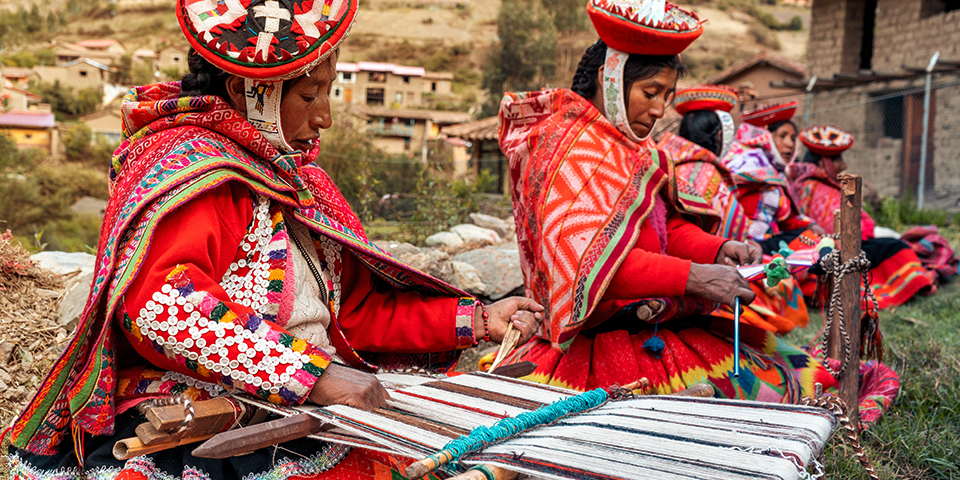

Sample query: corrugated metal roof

[0,111,55,128]
[351,105,472,124]
[440,116,499,141]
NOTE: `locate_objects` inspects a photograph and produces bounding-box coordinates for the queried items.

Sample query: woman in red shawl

[497,0,837,402]
[6,1,543,478]
[789,125,936,308]
[658,86,810,335]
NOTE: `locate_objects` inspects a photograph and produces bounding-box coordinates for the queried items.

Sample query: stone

[373,241,421,257]
[0,342,15,364]
[58,270,95,332]
[468,213,512,238]
[0,368,11,385]
[394,249,452,280]
[453,247,524,300]
[31,251,96,291]
[424,231,465,249]
[450,224,502,246]
[447,261,486,295]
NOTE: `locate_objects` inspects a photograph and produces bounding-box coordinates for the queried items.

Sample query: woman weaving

[657,85,810,335]
[7,1,544,478]
[788,125,936,309]
[496,0,836,401]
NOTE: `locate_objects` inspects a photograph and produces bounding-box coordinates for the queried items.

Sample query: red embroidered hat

[587,0,704,56]
[178,0,357,81]
[800,125,855,157]
[673,84,738,115]
[740,100,798,127]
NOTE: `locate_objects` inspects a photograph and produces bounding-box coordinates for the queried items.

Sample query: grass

[784,229,960,479]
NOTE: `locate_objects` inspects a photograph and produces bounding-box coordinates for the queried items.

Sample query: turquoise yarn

[435,388,610,467]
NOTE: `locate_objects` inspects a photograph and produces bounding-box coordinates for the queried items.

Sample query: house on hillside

[55,40,123,67]
[1,86,42,112]
[350,105,471,160]
[80,107,123,143]
[705,51,806,117]
[781,0,960,208]
[158,45,189,80]
[35,58,112,92]
[334,62,454,109]
[0,110,57,151]
[1,67,41,89]
[440,116,511,194]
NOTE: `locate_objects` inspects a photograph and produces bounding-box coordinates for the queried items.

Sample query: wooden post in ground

[836,174,863,426]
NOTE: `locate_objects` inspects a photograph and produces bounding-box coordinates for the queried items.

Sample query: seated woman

[658,86,809,334]
[496,1,836,402]
[7,2,543,478]
[789,125,935,309]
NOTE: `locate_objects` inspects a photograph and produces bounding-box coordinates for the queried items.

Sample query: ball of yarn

[643,335,666,358]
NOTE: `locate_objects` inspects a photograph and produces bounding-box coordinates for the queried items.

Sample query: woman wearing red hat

[6,1,545,478]
[789,125,937,309]
[497,0,836,402]
[659,86,810,335]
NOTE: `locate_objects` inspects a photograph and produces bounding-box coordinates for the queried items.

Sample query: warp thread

[429,388,611,468]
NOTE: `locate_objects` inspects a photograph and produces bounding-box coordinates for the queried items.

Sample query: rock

[3,386,25,401]
[21,349,34,370]
[0,342,14,364]
[0,369,11,384]
[453,247,524,300]
[31,251,96,277]
[469,213,512,238]
[447,261,486,295]
[58,270,95,332]
[70,196,108,219]
[450,224,502,246]
[374,241,421,257]
[394,249,452,280]
[424,231,465,249]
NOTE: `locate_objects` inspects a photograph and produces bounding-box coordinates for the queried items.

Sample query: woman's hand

[474,297,545,346]
[686,263,756,308]
[308,362,389,411]
[715,241,763,266]
[810,223,828,237]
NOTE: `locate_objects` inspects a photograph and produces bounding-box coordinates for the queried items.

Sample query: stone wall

[933,82,960,209]
[808,0,866,77]
[872,0,960,72]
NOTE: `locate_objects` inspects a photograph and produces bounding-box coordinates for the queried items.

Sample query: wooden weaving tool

[196,372,836,480]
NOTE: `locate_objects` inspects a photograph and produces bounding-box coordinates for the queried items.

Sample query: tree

[481,0,557,117]
[542,0,588,32]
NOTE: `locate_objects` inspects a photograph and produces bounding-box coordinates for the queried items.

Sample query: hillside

[0,0,811,108]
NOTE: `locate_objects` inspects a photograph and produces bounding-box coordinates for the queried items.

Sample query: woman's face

[625,68,678,139]
[280,56,337,152]
[772,123,797,161]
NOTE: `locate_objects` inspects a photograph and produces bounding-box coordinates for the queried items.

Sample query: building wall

[336,71,424,107]
[158,48,189,78]
[0,127,52,150]
[719,66,805,116]
[933,82,960,207]
[808,0,864,77]
[872,0,960,72]
[34,64,106,91]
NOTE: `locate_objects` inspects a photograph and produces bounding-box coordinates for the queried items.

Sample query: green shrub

[788,15,803,31]
[866,195,952,230]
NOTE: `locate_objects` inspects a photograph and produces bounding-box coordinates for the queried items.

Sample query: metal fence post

[918,51,940,209]
[803,76,817,128]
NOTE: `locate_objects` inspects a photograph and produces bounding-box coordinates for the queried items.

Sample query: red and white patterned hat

[673,84,738,115]
[587,0,704,56]
[800,125,855,157]
[740,100,798,127]
[178,0,357,81]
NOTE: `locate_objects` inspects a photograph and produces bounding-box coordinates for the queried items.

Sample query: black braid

[570,39,689,101]
[678,110,722,156]
[180,48,231,99]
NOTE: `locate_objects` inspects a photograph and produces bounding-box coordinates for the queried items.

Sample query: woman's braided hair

[571,40,688,101]
[180,48,231,99]
[678,110,722,156]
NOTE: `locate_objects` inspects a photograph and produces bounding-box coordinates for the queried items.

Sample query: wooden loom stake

[489,323,522,373]
[835,174,863,426]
